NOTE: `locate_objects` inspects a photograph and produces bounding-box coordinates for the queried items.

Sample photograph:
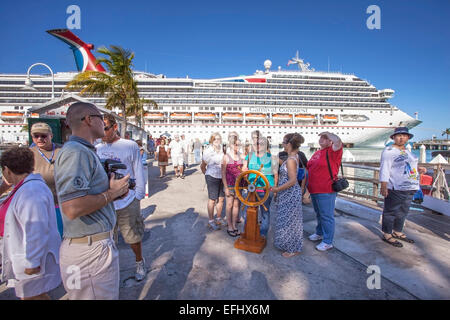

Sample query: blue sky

[0,0,449,141]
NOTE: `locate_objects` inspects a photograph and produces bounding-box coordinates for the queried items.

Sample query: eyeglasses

[81,114,104,121]
[32,134,48,139]
[104,124,114,131]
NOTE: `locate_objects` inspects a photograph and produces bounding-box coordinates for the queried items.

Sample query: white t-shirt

[96,139,146,210]
[202,146,224,179]
[180,139,191,154]
[379,146,420,191]
[168,140,184,156]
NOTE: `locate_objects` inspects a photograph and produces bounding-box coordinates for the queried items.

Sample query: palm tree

[65,45,136,137]
[126,94,158,128]
[442,128,450,140]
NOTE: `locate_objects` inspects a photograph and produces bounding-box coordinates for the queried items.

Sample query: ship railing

[340,162,450,203]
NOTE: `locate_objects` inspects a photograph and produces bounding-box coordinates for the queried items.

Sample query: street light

[23,62,55,99]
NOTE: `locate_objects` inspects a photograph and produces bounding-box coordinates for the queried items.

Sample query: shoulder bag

[326,150,349,192]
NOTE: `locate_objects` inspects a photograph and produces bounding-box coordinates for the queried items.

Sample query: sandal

[233,229,241,236]
[382,236,403,248]
[392,233,415,243]
[227,229,237,237]
[282,252,301,258]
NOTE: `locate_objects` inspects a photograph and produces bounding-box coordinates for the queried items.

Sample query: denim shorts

[205,175,224,200]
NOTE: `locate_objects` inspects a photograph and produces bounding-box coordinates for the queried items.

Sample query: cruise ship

[0,29,421,147]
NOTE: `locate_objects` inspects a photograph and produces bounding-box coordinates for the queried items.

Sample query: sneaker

[135,259,147,281]
[308,233,323,241]
[208,220,220,231]
[180,175,185,179]
[215,217,227,227]
[316,242,333,252]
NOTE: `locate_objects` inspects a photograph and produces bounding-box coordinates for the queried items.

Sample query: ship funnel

[47,29,106,72]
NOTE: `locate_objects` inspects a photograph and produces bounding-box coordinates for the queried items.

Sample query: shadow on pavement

[126,208,206,299]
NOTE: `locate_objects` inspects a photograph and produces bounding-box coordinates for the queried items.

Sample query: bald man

[54,102,129,300]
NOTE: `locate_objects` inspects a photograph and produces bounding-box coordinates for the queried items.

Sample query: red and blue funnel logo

[47,29,106,72]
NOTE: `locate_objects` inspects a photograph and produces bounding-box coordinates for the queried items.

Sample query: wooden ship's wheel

[233,165,270,254]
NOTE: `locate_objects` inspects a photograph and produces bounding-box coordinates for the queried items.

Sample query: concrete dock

[1,160,449,300]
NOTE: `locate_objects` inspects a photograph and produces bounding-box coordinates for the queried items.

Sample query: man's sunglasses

[104,124,114,131]
[81,114,104,121]
[32,134,48,139]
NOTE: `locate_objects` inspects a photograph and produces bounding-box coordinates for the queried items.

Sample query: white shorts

[172,155,184,167]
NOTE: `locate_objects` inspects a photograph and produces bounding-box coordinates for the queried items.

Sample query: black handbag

[326,150,349,192]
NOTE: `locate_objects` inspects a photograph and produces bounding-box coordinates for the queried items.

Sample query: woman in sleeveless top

[155,139,169,178]
[222,133,245,237]
[270,133,304,258]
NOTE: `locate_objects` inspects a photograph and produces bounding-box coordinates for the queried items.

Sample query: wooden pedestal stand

[234,169,269,254]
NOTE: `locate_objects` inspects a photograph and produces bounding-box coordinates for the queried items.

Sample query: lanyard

[37,143,55,164]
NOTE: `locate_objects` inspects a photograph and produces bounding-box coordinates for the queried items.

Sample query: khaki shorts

[60,236,119,300]
[114,198,144,244]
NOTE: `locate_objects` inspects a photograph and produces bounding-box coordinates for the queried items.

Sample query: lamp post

[24,62,55,99]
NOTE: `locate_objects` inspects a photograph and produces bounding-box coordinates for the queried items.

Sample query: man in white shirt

[96,114,147,281]
[168,134,185,179]
[180,134,190,171]
[379,127,426,248]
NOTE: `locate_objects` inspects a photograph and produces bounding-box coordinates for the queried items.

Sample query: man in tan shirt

[29,122,63,237]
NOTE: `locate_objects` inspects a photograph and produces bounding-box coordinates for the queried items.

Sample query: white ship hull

[0,63,420,147]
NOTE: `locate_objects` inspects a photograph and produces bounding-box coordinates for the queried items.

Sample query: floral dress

[274,156,303,253]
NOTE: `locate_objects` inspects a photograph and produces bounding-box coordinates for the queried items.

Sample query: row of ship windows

[141,86,378,93]
[266,80,369,87]
[0,90,378,98]
[0,80,370,89]
[272,75,349,80]
[0,92,380,100]
[0,81,194,87]
[221,80,369,87]
[0,86,378,95]
[191,90,375,96]
[151,130,353,136]
[0,99,390,108]
[0,89,378,99]
[152,126,371,130]
[147,96,383,103]
[153,100,389,107]
[144,93,378,99]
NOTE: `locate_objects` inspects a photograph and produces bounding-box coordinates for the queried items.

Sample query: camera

[100,159,136,190]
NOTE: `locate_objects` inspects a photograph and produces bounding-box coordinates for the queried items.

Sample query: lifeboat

[170,113,192,120]
[322,114,338,122]
[272,113,292,122]
[30,113,39,117]
[294,114,315,121]
[194,113,216,120]
[222,113,243,120]
[1,111,24,118]
[341,114,368,122]
[245,113,267,121]
[145,112,165,120]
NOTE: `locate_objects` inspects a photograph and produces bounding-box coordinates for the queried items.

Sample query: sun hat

[390,127,413,140]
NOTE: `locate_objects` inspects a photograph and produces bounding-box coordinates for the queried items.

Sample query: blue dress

[274,156,303,253]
